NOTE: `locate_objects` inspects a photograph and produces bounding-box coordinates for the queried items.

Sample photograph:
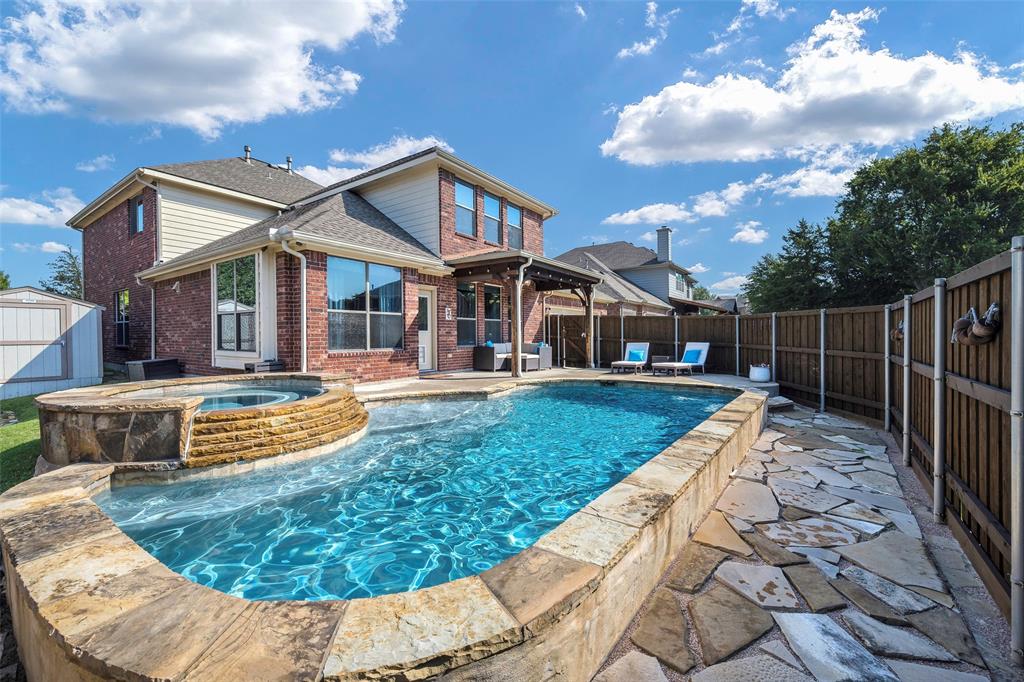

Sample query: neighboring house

[551,227,727,315]
[70,146,597,382]
[700,294,750,315]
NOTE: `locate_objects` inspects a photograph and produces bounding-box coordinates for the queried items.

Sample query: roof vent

[244,145,252,163]
[286,155,293,174]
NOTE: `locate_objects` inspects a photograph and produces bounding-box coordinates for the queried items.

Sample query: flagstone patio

[594,404,1015,682]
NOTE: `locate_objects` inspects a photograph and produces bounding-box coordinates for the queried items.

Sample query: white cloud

[0,1,404,139]
[710,275,750,293]
[730,221,769,244]
[687,262,710,274]
[602,202,694,225]
[574,3,587,19]
[11,241,71,254]
[698,227,711,233]
[75,154,115,172]
[682,67,700,79]
[604,8,1024,165]
[638,231,657,243]
[617,2,679,59]
[0,188,83,227]
[297,135,453,185]
[705,0,793,56]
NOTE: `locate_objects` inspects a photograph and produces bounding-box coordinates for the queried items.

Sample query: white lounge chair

[652,342,710,376]
[611,342,650,374]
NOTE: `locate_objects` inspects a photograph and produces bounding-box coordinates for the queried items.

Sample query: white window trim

[483,192,501,245]
[506,202,523,249]
[456,282,477,347]
[326,257,404,352]
[454,178,476,237]
[483,284,503,343]
[211,254,261,369]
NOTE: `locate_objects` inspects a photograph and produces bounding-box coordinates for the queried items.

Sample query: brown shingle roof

[556,241,662,271]
[151,157,322,204]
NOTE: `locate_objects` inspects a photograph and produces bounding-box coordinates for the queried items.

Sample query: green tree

[0,270,10,290]
[39,246,83,299]
[692,284,712,300]
[745,220,832,312]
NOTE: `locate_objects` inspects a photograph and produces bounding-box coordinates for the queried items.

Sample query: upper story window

[507,204,523,250]
[327,256,403,351]
[216,255,257,352]
[114,289,130,347]
[456,283,476,346]
[483,285,502,343]
[129,195,144,234]
[455,179,476,237]
[483,193,501,244]
[674,272,687,293]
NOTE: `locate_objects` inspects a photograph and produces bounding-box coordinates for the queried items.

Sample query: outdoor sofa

[473,342,552,372]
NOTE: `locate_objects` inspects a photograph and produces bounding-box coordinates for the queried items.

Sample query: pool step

[191,395,349,436]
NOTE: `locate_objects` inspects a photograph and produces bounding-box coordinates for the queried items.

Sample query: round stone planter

[748,365,771,383]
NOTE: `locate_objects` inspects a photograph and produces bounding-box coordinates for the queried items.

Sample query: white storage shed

[1,287,103,399]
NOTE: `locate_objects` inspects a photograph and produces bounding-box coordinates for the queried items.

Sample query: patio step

[767,396,795,413]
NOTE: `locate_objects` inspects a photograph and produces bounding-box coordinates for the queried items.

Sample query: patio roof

[447,250,601,292]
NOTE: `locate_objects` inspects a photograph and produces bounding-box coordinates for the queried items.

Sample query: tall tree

[745,220,832,312]
[0,270,10,290]
[39,246,83,299]
[692,284,712,300]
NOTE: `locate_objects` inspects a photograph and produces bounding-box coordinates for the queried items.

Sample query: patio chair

[651,342,710,376]
[610,342,650,374]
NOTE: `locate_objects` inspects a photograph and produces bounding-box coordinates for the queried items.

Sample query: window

[484,285,502,343]
[455,179,476,237]
[675,273,686,293]
[129,196,144,234]
[483,193,501,244]
[216,255,257,352]
[456,283,477,346]
[507,203,523,250]
[114,289,129,347]
[327,256,403,350]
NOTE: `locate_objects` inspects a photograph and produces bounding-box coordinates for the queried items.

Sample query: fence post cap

[934,277,947,286]
[1012,235,1024,250]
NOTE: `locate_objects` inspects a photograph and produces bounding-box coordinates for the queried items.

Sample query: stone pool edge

[0,378,766,682]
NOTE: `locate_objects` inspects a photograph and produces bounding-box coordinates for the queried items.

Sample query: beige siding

[159,185,275,260]
[356,165,440,255]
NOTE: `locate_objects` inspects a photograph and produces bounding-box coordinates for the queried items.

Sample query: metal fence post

[903,294,912,467]
[619,311,625,359]
[735,315,740,377]
[673,312,679,361]
[556,314,562,367]
[771,312,778,383]
[1009,235,1023,665]
[884,304,891,432]
[933,278,947,524]
[596,316,602,369]
[819,308,827,412]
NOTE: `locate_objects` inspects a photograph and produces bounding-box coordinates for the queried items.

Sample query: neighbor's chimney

[244,145,252,163]
[656,225,672,262]
[286,155,293,174]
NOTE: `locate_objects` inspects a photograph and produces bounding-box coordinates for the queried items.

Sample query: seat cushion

[682,349,702,363]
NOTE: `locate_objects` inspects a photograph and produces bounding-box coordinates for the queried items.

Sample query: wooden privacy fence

[546,237,1023,658]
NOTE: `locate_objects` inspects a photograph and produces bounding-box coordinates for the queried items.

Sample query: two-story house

[70,146,599,382]
[552,227,723,316]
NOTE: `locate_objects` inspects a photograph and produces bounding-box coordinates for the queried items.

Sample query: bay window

[456,283,476,346]
[484,192,501,244]
[216,255,256,352]
[328,256,403,350]
[484,285,502,343]
[455,179,476,237]
[507,203,523,250]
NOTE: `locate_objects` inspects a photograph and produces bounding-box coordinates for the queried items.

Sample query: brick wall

[82,187,157,366]
[438,169,545,259]
[154,269,216,375]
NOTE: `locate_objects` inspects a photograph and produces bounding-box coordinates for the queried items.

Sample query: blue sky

[2,1,1023,293]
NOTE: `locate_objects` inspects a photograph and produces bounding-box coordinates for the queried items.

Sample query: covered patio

[446,250,602,377]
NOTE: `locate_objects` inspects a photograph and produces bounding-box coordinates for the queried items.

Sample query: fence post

[884,304,891,432]
[735,315,740,377]
[1009,235,1023,665]
[771,312,777,383]
[819,308,827,413]
[597,316,602,369]
[933,278,947,524]
[620,311,625,359]
[673,312,679,361]
[556,315,562,367]
[903,294,912,467]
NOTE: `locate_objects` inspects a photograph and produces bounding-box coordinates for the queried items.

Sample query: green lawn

[1,394,41,492]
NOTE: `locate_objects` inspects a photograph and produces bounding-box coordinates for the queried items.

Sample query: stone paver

[783,564,845,612]
[884,659,989,682]
[715,479,778,523]
[592,651,667,682]
[774,612,899,681]
[767,478,846,513]
[760,640,804,671]
[830,501,890,526]
[746,530,806,566]
[790,546,840,563]
[906,607,985,668]
[715,561,800,610]
[840,566,935,614]
[850,469,902,496]
[692,510,753,557]
[688,584,773,665]
[629,588,694,673]
[760,517,859,547]
[830,576,908,625]
[838,531,946,593]
[665,542,727,593]
[842,611,958,662]
[822,513,886,536]
[690,654,813,681]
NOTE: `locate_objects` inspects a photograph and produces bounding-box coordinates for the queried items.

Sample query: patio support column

[585,285,595,368]
[903,294,912,466]
[735,315,740,377]
[819,308,827,413]
[597,316,602,368]
[1010,235,1024,665]
[771,312,777,383]
[884,304,891,432]
[933,278,947,524]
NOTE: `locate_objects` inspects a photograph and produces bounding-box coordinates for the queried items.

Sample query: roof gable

[557,241,660,271]
[151,157,322,204]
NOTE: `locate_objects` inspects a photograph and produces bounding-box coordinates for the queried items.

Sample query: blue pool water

[196,387,323,412]
[96,383,731,601]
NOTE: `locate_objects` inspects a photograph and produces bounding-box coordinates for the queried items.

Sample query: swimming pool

[194,386,324,411]
[96,383,732,601]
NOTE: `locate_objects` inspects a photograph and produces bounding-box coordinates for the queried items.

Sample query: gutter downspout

[271,227,307,373]
[513,256,534,378]
[136,175,163,360]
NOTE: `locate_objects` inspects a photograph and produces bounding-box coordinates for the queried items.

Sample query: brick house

[71,146,599,383]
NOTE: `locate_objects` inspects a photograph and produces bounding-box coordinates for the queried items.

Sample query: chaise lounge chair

[652,342,709,376]
[611,342,650,374]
